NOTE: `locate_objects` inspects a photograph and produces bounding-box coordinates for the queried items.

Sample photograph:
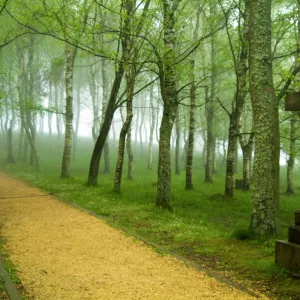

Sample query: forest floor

[0,171,272,300]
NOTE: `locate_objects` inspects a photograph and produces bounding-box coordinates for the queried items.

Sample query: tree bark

[240,133,254,190]
[102,59,110,173]
[113,69,135,192]
[148,84,155,170]
[205,6,217,183]
[224,0,249,196]
[286,119,296,195]
[6,128,15,164]
[175,108,180,175]
[61,44,76,178]
[248,0,279,238]
[156,0,178,210]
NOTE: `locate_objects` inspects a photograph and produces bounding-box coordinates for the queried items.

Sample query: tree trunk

[61,44,76,178]
[6,128,15,164]
[224,0,249,196]
[225,117,237,194]
[90,62,99,142]
[185,8,199,188]
[148,84,155,170]
[48,82,53,139]
[175,108,180,175]
[240,133,254,190]
[156,0,178,210]
[286,119,296,195]
[205,8,217,182]
[88,68,124,185]
[113,70,135,193]
[102,59,110,173]
[126,124,133,179]
[248,0,279,238]
[55,84,61,139]
[88,0,137,185]
[185,80,196,189]
[135,100,140,143]
[139,104,144,155]
[73,85,81,160]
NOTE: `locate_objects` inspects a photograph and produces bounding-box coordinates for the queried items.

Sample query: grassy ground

[0,133,300,299]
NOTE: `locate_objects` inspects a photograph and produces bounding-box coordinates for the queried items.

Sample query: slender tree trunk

[205,103,214,182]
[61,44,76,178]
[18,125,25,160]
[139,105,144,155]
[148,84,155,170]
[156,0,178,210]
[205,12,217,182]
[240,133,254,190]
[248,0,279,237]
[88,67,124,185]
[234,142,239,173]
[73,85,81,160]
[6,128,15,164]
[127,124,133,179]
[113,69,135,193]
[90,63,99,142]
[102,59,110,173]
[186,78,196,189]
[55,84,61,139]
[224,0,249,196]
[286,119,296,195]
[155,100,160,144]
[175,108,180,174]
[135,101,140,143]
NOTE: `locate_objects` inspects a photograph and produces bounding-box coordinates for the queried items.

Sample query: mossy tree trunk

[248,0,280,238]
[156,0,178,210]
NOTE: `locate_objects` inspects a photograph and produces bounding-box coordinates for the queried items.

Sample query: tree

[185,6,201,190]
[248,0,280,237]
[222,0,249,196]
[155,0,179,210]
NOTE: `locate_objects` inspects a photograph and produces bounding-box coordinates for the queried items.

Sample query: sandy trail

[0,172,269,300]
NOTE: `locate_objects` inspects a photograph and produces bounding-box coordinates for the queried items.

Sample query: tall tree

[156,0,178,210]
[186,7,201,190]
[223,0,249,196]
[248,0,280,237]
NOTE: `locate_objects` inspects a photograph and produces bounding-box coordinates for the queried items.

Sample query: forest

[0,0,300,299]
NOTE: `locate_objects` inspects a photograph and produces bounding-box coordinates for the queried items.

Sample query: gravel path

[0,172,269,300]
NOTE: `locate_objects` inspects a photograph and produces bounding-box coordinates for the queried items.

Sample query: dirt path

[0,172,269,300]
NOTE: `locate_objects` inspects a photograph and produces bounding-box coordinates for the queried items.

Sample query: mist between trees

[0,0,299,238]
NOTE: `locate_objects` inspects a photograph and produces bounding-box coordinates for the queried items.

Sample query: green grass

[1,133,300,299]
